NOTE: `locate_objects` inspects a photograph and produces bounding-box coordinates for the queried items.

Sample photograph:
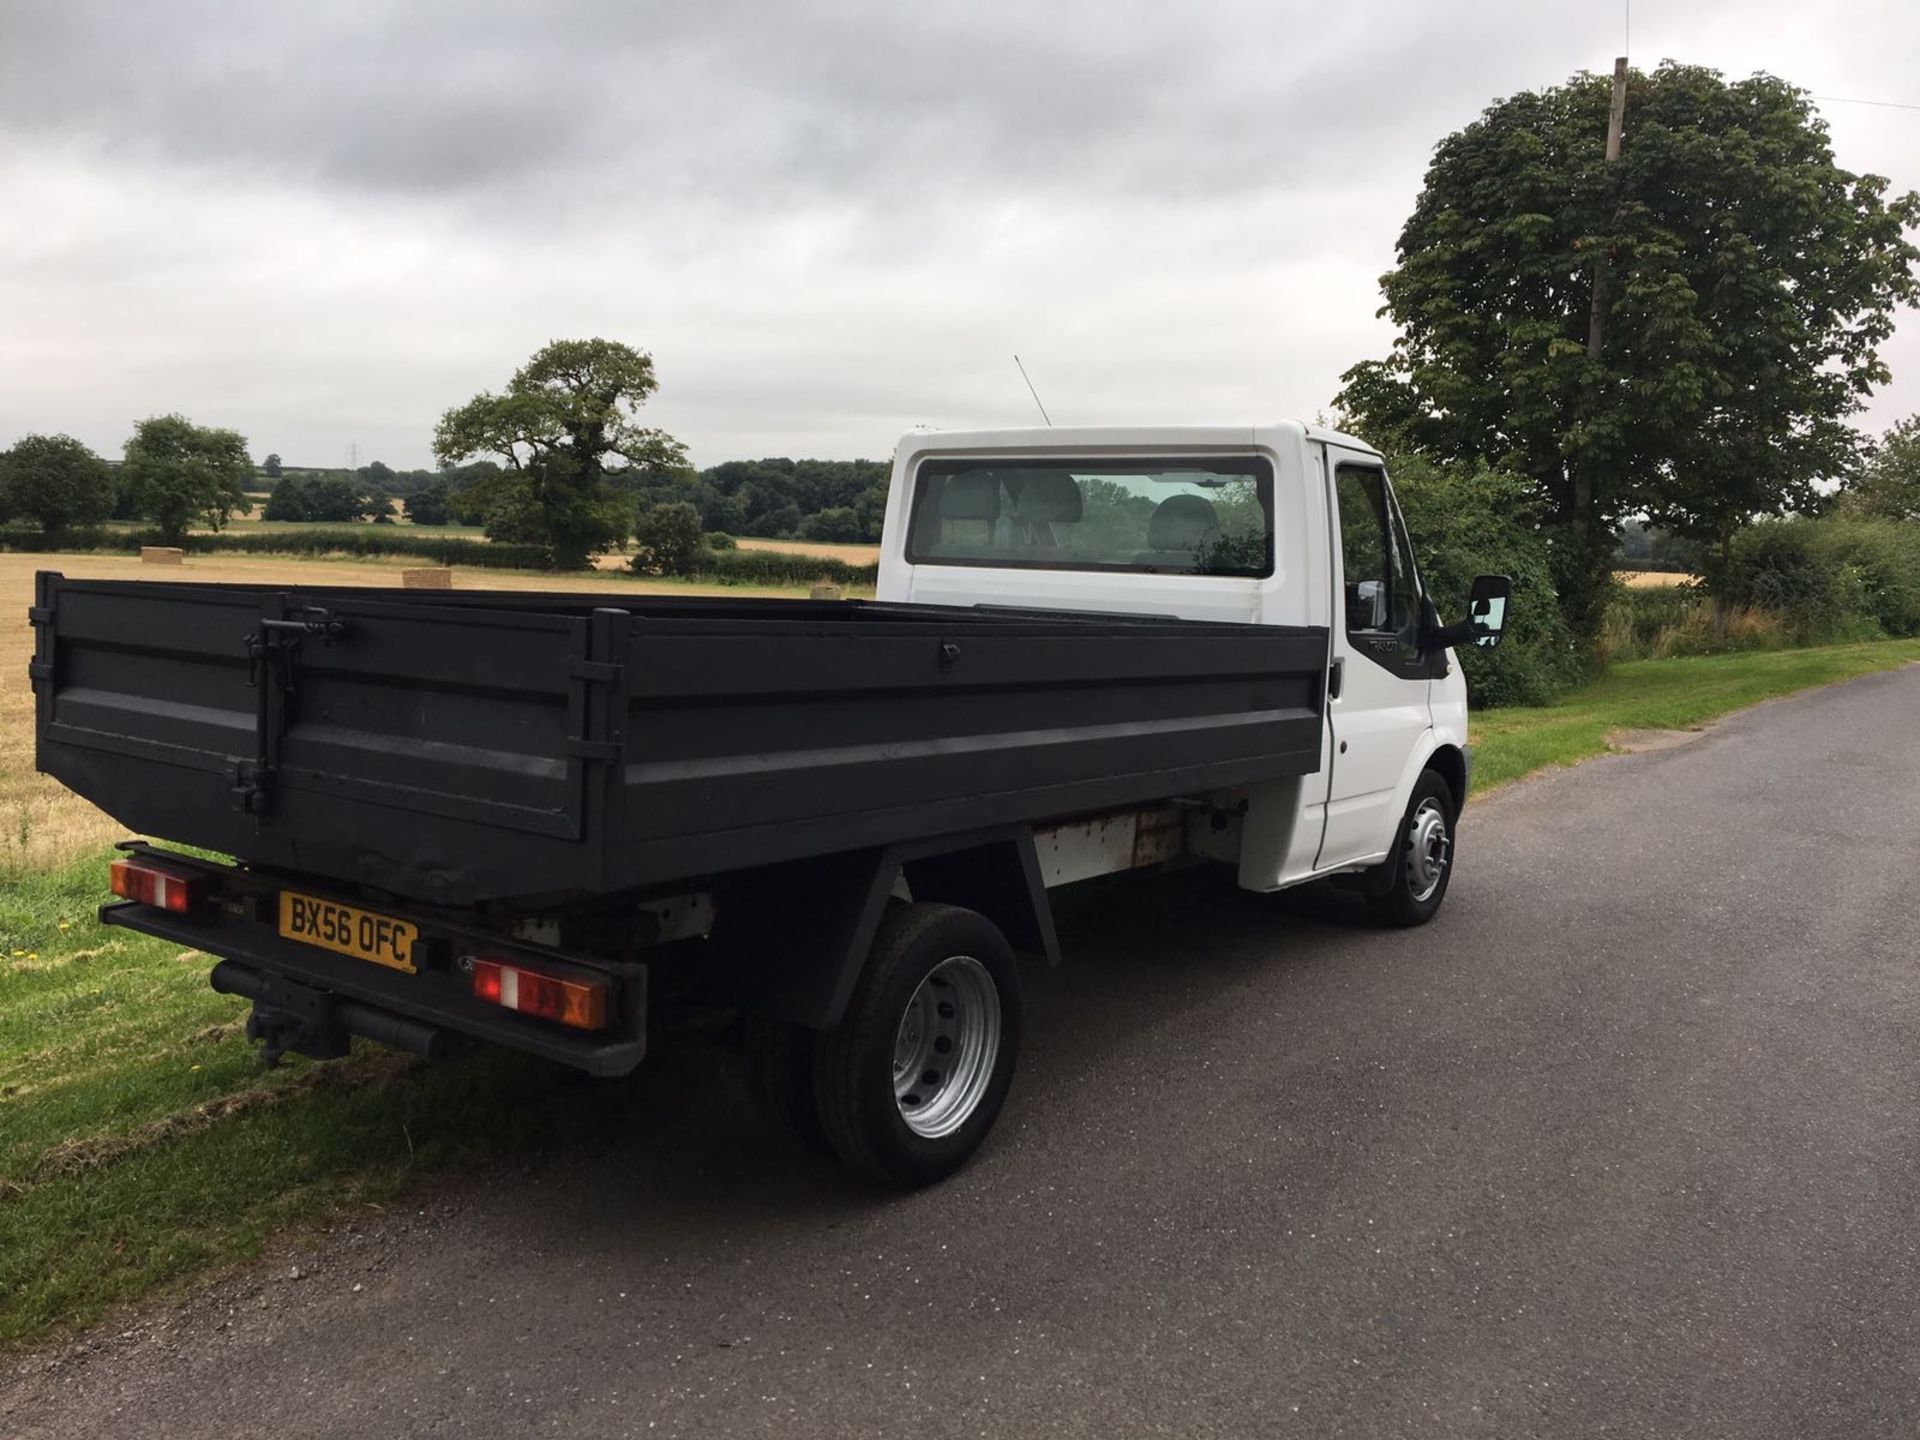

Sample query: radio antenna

[1013,354,1053,427]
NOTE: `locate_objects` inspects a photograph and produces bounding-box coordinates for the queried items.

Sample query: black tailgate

[33,574,612,900]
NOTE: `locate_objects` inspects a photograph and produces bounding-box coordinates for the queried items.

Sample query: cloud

[1,0,1916,468]
[0,1,1588,208]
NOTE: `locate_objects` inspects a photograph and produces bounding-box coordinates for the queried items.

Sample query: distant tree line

[625,457,890,543]
[1,339,903,563]
[1615,520,1698,572]
[260,462,495,525]
[262,459,484,502]
[253,452,892,543]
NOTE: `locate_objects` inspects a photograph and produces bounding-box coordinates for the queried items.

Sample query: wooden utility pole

[1585,57,1630,363]
[1574,55,1629,611]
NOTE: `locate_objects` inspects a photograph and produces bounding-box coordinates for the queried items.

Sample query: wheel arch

[1365,731,1466,867]
[702,828,1058,1031]
[1425,741,1468,817]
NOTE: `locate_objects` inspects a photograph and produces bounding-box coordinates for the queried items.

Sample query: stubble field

[0,551,816,874]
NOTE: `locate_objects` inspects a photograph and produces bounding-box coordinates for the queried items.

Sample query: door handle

[1328,657,1343,700]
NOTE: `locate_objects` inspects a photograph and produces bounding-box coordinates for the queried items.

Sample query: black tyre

[742,1016,835,1158]
[1366,769,1458,927]
[812,903,1024,1189]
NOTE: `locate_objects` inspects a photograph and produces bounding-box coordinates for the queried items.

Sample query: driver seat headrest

[937,471,1000,521]
[1011,471,1082,525]
[1146,493,1219,551]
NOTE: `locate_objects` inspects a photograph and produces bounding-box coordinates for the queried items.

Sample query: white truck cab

[876,420,1509,924]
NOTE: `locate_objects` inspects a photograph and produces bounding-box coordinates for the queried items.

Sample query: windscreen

[904,456,1274,576]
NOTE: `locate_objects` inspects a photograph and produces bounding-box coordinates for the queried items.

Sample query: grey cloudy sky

[3,0,1917,470]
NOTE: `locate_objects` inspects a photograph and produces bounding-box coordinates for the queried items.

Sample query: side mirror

[1432,574,1513,651]
[1463,574,1512,649]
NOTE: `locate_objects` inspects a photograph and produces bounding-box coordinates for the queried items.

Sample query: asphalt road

[8,665,1920,1439]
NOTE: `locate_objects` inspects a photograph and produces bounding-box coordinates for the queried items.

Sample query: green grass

[0,858,727,1347]
[3,637,1917,1349]
[1470,639,1920,793]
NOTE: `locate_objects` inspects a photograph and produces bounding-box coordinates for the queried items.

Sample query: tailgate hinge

[27,603,54,689]
[566,653,625,763]
[565,614,629,856]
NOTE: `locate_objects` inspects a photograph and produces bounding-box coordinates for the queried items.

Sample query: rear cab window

[905,457,1274,577]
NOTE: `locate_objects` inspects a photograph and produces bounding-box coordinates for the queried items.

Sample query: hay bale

[140,547,185,566]
[809,581,843,601]
[401,567,454,590]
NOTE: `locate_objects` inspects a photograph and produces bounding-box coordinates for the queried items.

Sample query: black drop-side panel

[33,573,1328,905]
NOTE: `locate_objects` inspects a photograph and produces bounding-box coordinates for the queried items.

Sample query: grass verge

[3,637,1917,1349]
[1470,639,1920,793]
[0,855,729,1350]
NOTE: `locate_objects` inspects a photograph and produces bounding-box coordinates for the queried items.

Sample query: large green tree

[632,501,707,575]
[262,471,381,523]
[403,480,455,526]
[0,433,115,537]
[433,338,689,568]
[1837,414,1920,523]
[122,414,253,543]
[1338,63,1920,640]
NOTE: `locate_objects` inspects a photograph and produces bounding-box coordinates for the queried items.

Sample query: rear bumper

[102,897,648,1078]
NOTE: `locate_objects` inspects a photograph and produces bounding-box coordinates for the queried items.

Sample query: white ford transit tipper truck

[33,420,1509,1187]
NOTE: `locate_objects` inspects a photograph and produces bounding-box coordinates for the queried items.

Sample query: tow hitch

[212,961,456,1067]
[242,993,347,1068]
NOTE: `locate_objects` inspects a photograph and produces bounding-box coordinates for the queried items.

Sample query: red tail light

[109,857,204,914]
[469,958,609,1030]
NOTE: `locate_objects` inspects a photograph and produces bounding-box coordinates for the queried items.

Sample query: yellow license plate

[278,891,419,974]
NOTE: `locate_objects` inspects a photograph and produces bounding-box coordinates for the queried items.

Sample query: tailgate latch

[236,605,350,814]
[232,759,272,815]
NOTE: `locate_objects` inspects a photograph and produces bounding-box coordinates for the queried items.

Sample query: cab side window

[1334,464,1423,668]
[1385,494,1421,654]
[1335,466,1391,633]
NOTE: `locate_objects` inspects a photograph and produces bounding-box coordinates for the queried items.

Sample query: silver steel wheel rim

[892,955,1000,1140]
[1406,798,1451,903]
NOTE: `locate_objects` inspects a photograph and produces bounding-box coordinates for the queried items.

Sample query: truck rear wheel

[1366,769,1457,927]
[742,1016,834,1159]
[812,903,1024,1189]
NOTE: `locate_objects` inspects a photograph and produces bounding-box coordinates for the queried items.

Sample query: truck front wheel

[1366,769,1458,927]
[813,903,1024,1189]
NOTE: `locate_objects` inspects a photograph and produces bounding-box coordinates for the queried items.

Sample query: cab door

[1315,453,1434,870]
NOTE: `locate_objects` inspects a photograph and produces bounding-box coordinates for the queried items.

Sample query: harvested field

[0,552,807,874]
[737,537,882,565]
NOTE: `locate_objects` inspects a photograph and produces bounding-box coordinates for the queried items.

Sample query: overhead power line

[1809,95,1920,113]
